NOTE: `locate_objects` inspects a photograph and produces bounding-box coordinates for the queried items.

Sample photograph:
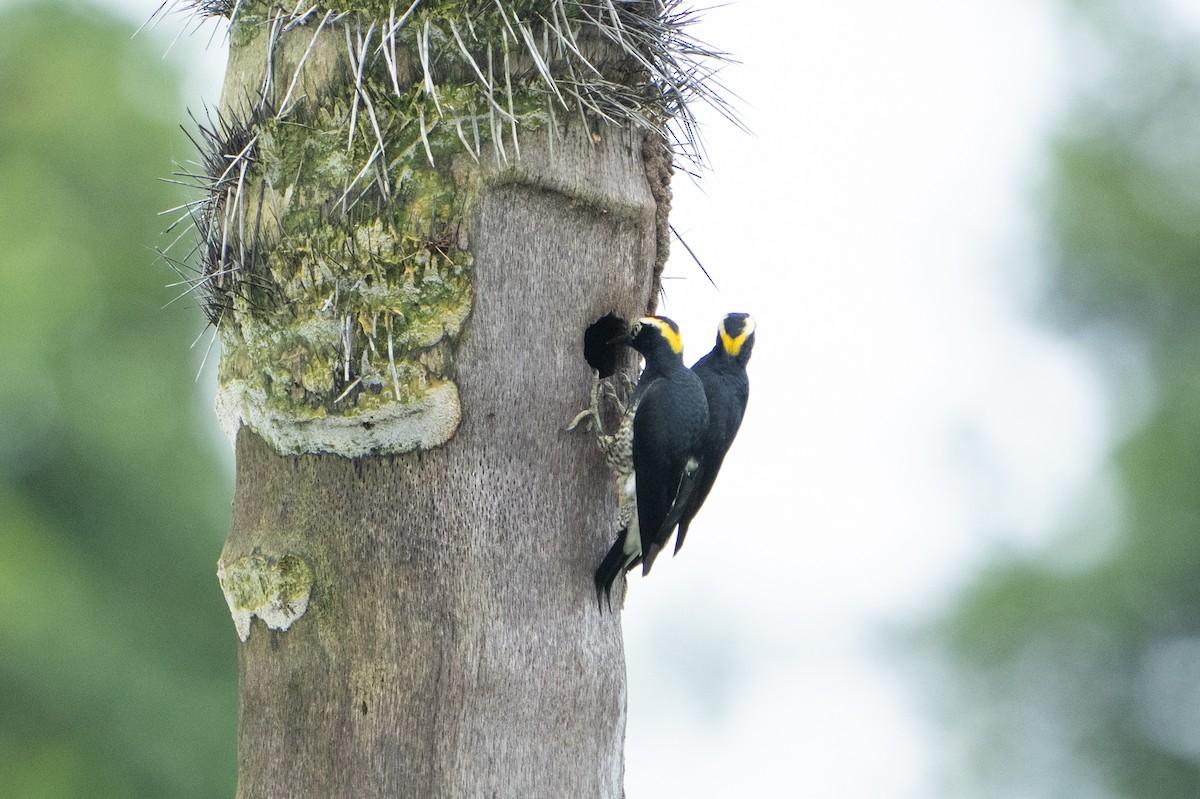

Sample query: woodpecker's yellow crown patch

[637,316,684,355]
[719,314,756,357]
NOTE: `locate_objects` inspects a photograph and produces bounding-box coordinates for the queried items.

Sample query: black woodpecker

[645,312,755,566]
[593,316,708,607]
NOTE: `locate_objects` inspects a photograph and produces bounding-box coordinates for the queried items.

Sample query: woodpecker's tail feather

[674,521,693,555]
[641,464,700,575]
[594,528,634,612]
[641,541,664,576]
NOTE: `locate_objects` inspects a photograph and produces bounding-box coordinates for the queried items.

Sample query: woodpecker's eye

[631,322,643,337]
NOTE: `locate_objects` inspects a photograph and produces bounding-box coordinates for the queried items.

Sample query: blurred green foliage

[0,3,237,796]
[934,3,1200,797]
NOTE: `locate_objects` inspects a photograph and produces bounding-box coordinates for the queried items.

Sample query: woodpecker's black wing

[671,354,748,553]
[672,313,755,555]
[634,370,707,575]
[595,376,696,604]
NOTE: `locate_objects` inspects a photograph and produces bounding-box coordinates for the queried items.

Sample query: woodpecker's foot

[565,406,600,434]
[600,379,628,417]
[565,370,604,433]
[615,369,636,398]
[601,369,636,417]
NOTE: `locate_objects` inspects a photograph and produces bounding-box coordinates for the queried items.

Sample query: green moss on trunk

[187,0,700,456]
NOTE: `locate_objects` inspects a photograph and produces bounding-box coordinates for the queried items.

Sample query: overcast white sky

[75,0,1128,794]
[627,2,1103,796]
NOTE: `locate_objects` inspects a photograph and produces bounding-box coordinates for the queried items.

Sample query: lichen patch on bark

[217,553,315,642]
[217,377,461,456]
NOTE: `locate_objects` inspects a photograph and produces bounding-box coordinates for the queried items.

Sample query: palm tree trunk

[192,4,682,794]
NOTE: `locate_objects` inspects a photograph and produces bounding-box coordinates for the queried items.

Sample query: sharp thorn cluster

[157,102,276,328]
[153,1,740,344]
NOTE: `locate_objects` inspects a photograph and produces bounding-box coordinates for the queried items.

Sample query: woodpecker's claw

[565,370,604,433]
[600,378,627,417]
[565,407,598,433]
[615,369,636,397]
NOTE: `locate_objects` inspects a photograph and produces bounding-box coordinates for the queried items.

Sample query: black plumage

[645,312,755,565]
[594,316,708,606]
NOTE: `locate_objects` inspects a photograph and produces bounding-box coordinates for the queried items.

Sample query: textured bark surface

[222,121,661,797]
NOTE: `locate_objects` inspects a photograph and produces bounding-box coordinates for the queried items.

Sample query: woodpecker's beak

[608,333,633,346]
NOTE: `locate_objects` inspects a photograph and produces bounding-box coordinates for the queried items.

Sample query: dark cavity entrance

[582,313,628,378]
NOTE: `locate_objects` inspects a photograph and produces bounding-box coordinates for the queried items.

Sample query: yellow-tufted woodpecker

[645,313,755,566]
[592,316,709,607]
